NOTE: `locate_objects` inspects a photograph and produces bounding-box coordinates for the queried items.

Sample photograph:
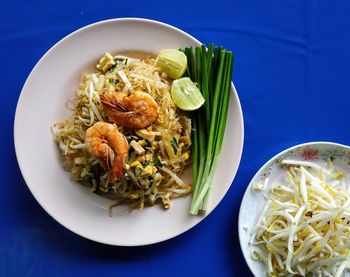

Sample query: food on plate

[52,51,192,211]
[250,159,350,276]
[52,44,234,214]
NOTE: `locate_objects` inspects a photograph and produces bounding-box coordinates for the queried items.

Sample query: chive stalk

[192,118,198,185]
[181,44,234,215]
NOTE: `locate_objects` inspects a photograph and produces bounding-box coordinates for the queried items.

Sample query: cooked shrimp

[85,122,128,183]
[100,91,158,129]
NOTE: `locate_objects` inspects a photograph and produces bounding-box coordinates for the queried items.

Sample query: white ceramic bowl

[238,141,350,276]
[15,18,244,246]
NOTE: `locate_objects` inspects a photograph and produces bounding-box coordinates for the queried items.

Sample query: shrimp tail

[108,132,128,183]
[108,153,127,182]
[105,145,115,170]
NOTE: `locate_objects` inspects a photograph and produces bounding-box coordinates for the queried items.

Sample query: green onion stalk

[181,45,234,215]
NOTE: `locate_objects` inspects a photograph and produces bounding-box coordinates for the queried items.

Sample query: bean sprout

[251,160,350,276]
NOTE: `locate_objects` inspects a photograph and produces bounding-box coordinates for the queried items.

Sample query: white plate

[14,18,244,246]
[238,141,350,276]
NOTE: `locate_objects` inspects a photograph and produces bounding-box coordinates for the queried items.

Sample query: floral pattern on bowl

[258,143,350,181]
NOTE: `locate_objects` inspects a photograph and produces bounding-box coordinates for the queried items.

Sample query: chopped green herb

[109,59,123,73]
[124,58,128,65]
[127,130,139,140]
[109,78,119,85]
[145,138,151,147]
[171,137,178,154]
[153,152,163,167]
[109,64,117,73]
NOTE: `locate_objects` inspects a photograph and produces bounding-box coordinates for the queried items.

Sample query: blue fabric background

[2,0,350,276]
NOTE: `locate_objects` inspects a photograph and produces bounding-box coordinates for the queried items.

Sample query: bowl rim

[14,17,244,246]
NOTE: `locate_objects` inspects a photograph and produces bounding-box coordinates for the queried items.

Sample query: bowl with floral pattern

[238,141,350,276]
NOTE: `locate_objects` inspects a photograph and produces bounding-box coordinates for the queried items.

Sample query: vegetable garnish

[109,78,119,85]
[181,44,234,214]
[171,137,179,154]
[155,49,187,79]
[171,77,205,111]
[152,152,163,168]
[250,160,350,276]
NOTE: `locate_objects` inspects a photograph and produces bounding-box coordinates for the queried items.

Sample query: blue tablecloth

[2,0,350,276]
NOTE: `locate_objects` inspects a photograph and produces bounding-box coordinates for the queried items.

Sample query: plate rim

[14,17,244,246]
[238,141,350,276]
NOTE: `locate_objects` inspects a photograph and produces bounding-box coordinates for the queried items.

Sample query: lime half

[155,49,187,79]
[171,77,205,111]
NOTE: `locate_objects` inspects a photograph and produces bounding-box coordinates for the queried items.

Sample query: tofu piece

[96,52,115,73]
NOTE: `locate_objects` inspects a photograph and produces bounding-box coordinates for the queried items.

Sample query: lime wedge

[171,77,205,111]
[155,49,187,79]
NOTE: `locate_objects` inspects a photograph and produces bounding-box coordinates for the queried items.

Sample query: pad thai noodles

[52,52,192,211]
